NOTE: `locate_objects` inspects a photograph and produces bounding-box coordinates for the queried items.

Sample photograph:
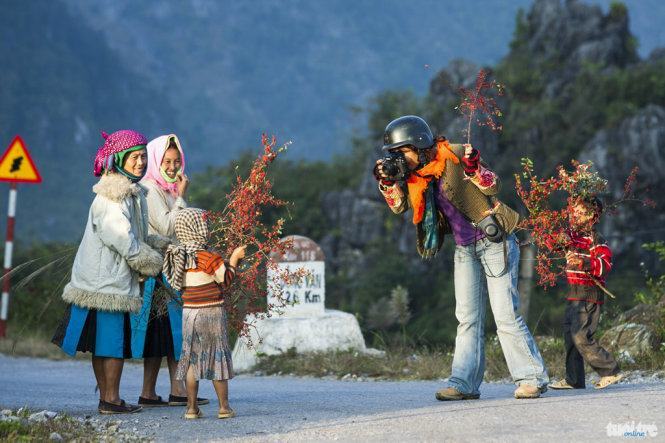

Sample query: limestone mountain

[2,0,664,243]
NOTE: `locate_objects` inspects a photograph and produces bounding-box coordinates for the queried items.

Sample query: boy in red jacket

[550,197,622,390]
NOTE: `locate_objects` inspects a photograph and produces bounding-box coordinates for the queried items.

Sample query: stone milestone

[267,235,326,317]
[232,235,375,372]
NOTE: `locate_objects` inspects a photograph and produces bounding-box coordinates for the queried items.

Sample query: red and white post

[0,183,17,338]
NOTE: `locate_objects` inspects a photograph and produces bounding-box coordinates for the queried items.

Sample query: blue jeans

[447,234,549,394]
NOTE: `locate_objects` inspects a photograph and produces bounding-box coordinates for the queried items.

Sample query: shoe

[138,395,169,407]
[184,408,203,420]
[594,373,623,389]
[168,394,210,406]
[218,408,236,419]
[514,384,545,399]
[549,380,575,390]
[435,387,480,401]
[99,400,143,414]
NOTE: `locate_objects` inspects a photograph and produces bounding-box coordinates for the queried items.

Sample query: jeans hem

[446,379,479,395]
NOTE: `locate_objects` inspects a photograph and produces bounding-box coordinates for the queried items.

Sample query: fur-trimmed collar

[92,172,146,202]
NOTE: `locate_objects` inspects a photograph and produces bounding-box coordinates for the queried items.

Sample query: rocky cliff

[581,104,665,256]
[318,0,664,319]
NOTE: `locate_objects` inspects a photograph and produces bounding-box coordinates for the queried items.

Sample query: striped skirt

[175,306,234,381]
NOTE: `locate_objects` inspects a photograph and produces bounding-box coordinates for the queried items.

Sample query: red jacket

[564,230,612,304]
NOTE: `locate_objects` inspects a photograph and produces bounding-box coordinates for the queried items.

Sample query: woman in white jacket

[132,134,207,408]
[53,129,164,414]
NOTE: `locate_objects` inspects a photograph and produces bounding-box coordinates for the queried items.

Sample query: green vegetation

[189,150,361,240]
[0,243,74,355]
[0,408,105,442]
[633,242,665,339]
[635,242,665,306]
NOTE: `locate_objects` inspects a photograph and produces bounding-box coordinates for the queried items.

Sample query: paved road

[1,354,663,442]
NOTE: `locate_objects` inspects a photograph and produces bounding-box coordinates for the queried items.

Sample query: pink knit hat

[93,129,148,177]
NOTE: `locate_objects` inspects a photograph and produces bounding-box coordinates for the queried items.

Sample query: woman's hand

[230,245,247,268]
[374,159,389,180]
[176,172,189,197]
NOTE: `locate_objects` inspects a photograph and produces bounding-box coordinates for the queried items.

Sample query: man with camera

[374,115,549,400]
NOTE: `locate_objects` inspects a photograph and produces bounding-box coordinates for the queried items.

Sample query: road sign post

[0,136,42,337]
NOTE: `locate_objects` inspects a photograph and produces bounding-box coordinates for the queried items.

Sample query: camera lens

[485,225,498,236]
[384,162,398,177]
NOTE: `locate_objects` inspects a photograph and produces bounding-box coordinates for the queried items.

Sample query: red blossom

[516,158,654,288]
[207,134,308,341]
[457,69,504,144]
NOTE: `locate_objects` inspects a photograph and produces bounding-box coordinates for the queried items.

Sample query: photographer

[374,115,549,400]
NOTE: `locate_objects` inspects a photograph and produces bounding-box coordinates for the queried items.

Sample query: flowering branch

[515,158,653,288]
[206,134,308,341]
[456,69,504,144]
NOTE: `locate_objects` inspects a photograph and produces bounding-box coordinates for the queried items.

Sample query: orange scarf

[406,139,459,224]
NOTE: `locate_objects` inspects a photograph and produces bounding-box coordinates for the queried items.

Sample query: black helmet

[382,115,434,152]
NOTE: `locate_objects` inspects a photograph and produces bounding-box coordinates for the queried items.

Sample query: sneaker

[594,373,623,389]
[514,384,545,399]
[549,380,575,390]
[435,387,480,401]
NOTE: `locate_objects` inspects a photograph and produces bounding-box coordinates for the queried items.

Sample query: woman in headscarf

[52,129,164,414]
[131,134,207,408]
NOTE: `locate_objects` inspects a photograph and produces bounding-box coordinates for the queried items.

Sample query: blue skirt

[52,305,132,358]
[130,275,183,360]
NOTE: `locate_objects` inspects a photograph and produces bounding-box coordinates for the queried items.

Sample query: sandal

[595,373,623,389]
[218,408,236,419]
[99,400,142,415]
[184,408,203,420]
[138,395,169,407]
[549,380,575,390]
[168,394,210,406]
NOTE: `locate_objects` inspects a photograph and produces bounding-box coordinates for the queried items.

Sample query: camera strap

[417,150,429,170]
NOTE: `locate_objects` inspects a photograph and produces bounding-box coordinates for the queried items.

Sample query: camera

[476,214,504,243]
[380,151,410,181]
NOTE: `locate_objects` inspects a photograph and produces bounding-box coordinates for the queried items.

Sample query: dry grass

[254,347,454,380]
[254,335,664,382]
[254,336,565,382]
[0,334,89,361]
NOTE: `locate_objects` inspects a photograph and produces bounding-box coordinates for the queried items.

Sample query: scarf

[114,145,147,183]
[160,168,178,183]
[163,208,209,291]
[406,139,459,224]
[416,182,440,258]
[93,129,148,177]
[142,134,186,196]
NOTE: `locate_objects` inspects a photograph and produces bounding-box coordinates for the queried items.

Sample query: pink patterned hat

[93,129,148,177]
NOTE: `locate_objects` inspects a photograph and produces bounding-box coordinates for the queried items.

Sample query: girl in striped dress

[163,208,246,419]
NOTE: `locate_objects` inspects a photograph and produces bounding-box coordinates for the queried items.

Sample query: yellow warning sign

[0,136,42,183]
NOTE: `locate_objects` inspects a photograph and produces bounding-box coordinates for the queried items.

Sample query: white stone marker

[232,235,375,372]
[267,235,325,317]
